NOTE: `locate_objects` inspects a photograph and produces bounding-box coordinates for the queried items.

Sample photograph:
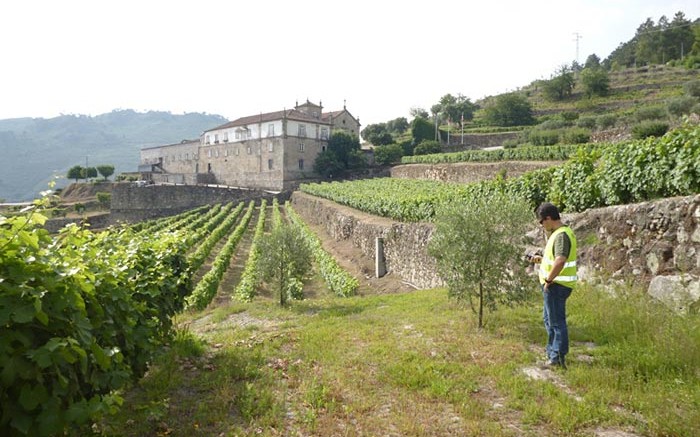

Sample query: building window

[235,131,241,140]
[320,127,328,140]
[268,159,273,170]
[298,124,306,137]
[267,124,275,137]
[214,134,219,144]
[268,142,273,152]
[299,143,305,152]
[215,150,219,158]
[207,150,212,158]
[298,159,304,170]
[322,145,327,152]
[205,135,210,144]
[236,148,240,156]
[225,149,229,157]
[185,153,189,160]
[223,133,229,143]
[247,146,251,155]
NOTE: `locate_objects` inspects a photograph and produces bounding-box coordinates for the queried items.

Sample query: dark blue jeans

[542,283,573,363]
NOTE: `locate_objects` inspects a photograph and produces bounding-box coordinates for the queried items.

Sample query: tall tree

[436,93,477,123]
[328,131,360,168]
[581,66,610,97]
[410,116,435,143]
[543,65,576,101]
[409,107,429,119]
[482,93,534,127]
[361,123,389,143]
[584,53,601,69]
[386,117,409,134]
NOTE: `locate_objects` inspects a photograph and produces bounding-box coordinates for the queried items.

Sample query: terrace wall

[291,191,700,302]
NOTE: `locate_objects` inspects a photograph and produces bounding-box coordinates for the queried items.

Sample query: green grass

[99,282,700,436]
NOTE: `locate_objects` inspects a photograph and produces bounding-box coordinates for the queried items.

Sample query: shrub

[398,140,413,156]
[560,111,579,121]
[96,192,111,209]
[374,144,403,165]
[596,114,617,129]
[539,119,569,130]
[576,116,597,129]
[683,79,700,98]
[635,105,667,122]
[502,139,519,149]
[667,96,698,117]
[561,128,591,144]
[631,121,669,139]
[528,129,560,146]
[414,140,442,155]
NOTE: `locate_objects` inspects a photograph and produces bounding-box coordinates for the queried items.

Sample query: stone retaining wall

[390,161,559,184]
[44,213,112,233]
[291,191,700,296]
[111,184,288,223]
[290,192,441,289]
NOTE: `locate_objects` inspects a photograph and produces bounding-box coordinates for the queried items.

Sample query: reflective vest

[539,225,577,288]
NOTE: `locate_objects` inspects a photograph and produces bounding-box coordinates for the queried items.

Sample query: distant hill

[0,110,226,202]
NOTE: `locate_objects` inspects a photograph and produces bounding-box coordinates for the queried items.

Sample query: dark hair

[536,202,560,221]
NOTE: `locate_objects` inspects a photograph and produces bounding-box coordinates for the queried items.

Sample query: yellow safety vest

[539,225,577,288]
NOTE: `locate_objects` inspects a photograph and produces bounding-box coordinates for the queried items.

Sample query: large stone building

[140,100,360,191]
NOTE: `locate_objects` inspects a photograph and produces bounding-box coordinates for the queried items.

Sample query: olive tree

[428,193,533,328]
[258,224,312,306]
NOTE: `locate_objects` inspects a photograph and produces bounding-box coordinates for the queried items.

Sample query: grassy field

[99,281,699,436]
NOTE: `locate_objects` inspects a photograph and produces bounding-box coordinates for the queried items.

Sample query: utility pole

[573,32,582,65]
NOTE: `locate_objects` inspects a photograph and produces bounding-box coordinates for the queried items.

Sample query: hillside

[0,110,227,202]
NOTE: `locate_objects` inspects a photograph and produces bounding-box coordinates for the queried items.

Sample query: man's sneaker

[540,358,567,370]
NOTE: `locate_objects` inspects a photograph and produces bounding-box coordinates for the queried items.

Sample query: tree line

[67,164,115,182]
[604,11,699,69]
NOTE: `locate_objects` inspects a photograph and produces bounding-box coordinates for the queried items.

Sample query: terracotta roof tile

[205,109,330,133]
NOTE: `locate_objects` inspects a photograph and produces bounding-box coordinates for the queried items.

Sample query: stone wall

[390,161,559,184]
[291,191,700,294]
[111,184,287,223]
[443,132,519,149]
[570,194,700,281]
[44,213,112,233]
[290,192,441,289]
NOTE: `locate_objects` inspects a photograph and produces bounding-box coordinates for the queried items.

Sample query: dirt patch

[60,182,116,203]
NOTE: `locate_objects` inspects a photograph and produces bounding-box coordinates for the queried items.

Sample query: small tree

[258,225,313,305]
[581,67,610,97]
[96,192,111,209]
[428,193,533,328]
[67,165,84,182]
[97,165,115,181]
[482,93,534,127]
[374,144,403,165]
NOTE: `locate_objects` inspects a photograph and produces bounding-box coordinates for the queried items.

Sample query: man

[534,202,577,369]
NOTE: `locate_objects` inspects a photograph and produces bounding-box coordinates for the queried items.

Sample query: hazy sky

[1,0,698,127]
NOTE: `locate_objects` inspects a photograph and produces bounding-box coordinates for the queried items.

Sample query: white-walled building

[140,100,360,190]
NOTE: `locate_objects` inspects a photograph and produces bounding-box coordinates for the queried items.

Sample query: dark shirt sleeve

[553,232,571,258]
